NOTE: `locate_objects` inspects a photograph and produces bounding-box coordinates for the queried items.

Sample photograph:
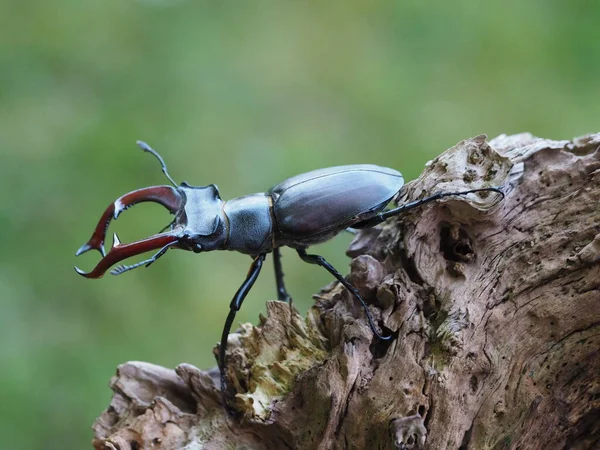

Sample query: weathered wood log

[92,133,600,450]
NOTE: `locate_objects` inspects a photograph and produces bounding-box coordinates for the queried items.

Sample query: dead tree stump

[92,133,600,450]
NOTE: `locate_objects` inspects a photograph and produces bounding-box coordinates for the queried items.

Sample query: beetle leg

[74,230,182,279]
[273,247,292,303]
[110,240,179,276]
[75,186,183,257]
[157,218,177,234]
[296,248,392,341]
[353,187,505,229]
[218,253,266,408]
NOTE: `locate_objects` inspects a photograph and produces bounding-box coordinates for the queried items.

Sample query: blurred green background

[1,0,599,448]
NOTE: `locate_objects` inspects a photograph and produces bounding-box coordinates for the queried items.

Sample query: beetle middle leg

[218,253,266,405]
[273,247,292,303]
[296,248,391,341]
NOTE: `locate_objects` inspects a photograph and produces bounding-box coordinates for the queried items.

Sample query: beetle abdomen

[269,165,404,247]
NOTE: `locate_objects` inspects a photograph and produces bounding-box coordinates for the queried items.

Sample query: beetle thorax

[222,193,273,255]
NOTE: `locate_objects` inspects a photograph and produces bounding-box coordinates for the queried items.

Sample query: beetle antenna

[136,140,178,187]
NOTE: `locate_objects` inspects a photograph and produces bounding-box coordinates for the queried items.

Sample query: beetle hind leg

[296,248,391,341]
[353,187,505,229]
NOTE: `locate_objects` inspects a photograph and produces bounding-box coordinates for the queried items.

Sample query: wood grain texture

[92,133,600,450]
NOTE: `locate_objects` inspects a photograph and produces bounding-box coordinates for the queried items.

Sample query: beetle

[75,141,503,402]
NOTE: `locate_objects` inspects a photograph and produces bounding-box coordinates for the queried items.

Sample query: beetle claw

[74,230,182,279]
[75,185,185,278]
[75,185,183,259]
[75,241,105,257]
[114,198,134,220]
[74,266,88,276]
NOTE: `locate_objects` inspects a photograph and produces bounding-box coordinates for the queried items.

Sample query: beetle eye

[193,244,203,253]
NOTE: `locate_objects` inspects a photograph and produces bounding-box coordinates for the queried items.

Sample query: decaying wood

[92,133,600,450]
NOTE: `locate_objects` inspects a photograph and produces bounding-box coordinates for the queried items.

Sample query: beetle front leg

[218,253,266,409]
[273,247,292,303]
[296,248,391,341]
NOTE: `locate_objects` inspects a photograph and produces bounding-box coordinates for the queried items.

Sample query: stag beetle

[75,141,504,402]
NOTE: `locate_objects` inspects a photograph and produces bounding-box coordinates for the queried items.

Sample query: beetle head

[74,142,227,278]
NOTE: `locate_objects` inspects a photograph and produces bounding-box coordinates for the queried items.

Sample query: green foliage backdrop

[1,1,599,448]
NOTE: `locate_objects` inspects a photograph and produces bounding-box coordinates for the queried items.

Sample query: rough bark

[92,133,600,450]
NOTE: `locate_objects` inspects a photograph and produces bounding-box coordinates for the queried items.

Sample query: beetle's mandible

[75,141,504,405]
